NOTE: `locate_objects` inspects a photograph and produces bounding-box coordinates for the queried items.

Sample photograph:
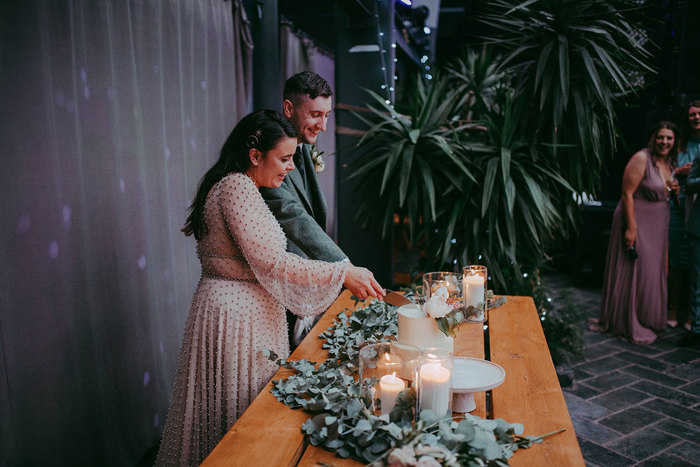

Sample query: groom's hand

[344,264,386,300]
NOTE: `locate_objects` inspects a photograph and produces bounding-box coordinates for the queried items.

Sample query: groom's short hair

[283,71,333,105]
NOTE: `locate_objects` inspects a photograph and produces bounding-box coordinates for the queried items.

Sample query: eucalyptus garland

[267,296,562,466]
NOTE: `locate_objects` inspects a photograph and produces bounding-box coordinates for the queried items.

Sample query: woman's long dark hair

[679,100,700,153]
[646,120,679,165]
[182,110,297,240]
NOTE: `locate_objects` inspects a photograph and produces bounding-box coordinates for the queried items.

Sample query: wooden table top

[203,291,584,467]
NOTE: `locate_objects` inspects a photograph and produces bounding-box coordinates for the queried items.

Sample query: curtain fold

[0,1,250,464]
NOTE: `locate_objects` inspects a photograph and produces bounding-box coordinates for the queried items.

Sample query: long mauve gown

[599,151,670,344]
[156,173,347,466]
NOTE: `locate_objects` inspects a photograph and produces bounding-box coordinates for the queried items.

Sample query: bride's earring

[248,161,259,188]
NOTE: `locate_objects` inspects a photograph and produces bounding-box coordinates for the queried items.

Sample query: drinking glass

[358,342,421,417]
[417,347,453,417]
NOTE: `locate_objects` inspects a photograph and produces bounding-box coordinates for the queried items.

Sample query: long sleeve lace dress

[156,173,347,466]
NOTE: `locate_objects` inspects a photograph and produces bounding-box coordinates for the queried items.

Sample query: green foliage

[480,0,655,194]
[319,298,399,371]
[350,78,477,243]
[434,308,465,338]
[349,1,655,294]
[268,300,562,466]
[353,74,574,292]
[443,46,511,121]
[424,87,574,289]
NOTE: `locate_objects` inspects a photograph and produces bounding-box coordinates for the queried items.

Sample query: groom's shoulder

[259,176,294,200]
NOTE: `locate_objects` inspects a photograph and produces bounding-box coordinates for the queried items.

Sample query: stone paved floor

[544,274,700,466]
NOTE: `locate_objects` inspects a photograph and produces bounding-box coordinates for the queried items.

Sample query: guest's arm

[620,150,647,249]
[685,157,700,195]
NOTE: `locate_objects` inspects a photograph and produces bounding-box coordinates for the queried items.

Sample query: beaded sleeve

[215,173,347,317]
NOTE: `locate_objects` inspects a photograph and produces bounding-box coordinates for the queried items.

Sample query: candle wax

[419,362,451,416]
[380,373,405,415]
[463,274,485,316]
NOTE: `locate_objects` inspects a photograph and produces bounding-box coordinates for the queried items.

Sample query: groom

[260,71,383,349]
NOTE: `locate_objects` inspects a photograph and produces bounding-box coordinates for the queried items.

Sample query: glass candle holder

[358,342,421,417]
[417,348,453,418]
[463,265,487,322]
[422,272,463,305]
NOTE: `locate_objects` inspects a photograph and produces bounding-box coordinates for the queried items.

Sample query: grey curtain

[280,22,338,240]
[0,1,251,465]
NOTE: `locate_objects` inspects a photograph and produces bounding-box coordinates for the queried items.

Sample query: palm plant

[422,89,574,289]
[351,65,574,292]
[480,0,655,194]
[349,77,477,243]
[443,46,510,122]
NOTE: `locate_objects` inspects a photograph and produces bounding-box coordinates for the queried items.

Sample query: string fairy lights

[373,0,435,104]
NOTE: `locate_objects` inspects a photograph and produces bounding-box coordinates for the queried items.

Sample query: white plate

[452,356,506,393]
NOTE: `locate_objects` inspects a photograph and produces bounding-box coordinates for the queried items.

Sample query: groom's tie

[294,146,306,186]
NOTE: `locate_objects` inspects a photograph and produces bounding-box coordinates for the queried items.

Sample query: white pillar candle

[419,362,451,416]
[380,373,405,415]
[463,274,485,318]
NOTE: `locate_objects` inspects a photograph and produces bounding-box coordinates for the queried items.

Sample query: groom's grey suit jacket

[260,144,347,262]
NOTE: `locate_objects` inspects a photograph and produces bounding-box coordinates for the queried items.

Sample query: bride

[156,110,384,465]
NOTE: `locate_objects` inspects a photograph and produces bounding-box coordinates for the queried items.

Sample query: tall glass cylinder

[417,348,453,418]
[463,265,487,322]
[358,342,421,417]
[422,271,463,305]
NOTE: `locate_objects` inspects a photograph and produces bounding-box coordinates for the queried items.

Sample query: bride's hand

[344,265,386,300]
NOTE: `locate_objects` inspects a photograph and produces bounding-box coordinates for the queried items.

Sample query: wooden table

[203,291,584,466]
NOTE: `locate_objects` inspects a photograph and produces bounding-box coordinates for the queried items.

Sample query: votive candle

[418,362,451,416]
[464,274,485,309]
[380,373,405,415]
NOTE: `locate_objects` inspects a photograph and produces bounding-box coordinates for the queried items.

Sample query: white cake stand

[452,357,506,413]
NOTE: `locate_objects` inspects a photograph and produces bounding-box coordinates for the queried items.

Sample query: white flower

[314,156,325,173]
[423,286,451,318]
[311,148,325,173]
[386,445,417,466]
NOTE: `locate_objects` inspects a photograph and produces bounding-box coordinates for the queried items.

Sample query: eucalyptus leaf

[269,297,563,466]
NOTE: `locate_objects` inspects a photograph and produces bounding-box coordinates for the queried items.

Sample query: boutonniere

[310,146,325,174]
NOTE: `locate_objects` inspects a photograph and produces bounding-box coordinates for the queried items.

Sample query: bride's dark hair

[183,110,297,239]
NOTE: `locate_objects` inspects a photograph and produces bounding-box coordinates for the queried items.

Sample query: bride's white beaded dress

[156,172,347,466]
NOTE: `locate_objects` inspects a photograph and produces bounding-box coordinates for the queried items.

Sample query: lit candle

[380,373,405,415]
[463,274,485,319]
[419,362,451,416]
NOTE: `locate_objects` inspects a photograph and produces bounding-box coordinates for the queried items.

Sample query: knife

[383,290,413,307]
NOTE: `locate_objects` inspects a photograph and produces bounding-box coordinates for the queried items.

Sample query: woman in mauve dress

[595,122,679,345]
[156,110,383,466]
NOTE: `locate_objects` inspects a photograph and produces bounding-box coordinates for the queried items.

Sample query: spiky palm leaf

[423,91,574,290]
[444,46,511,122]
[480,0,655,194]
[350,77,477,242]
